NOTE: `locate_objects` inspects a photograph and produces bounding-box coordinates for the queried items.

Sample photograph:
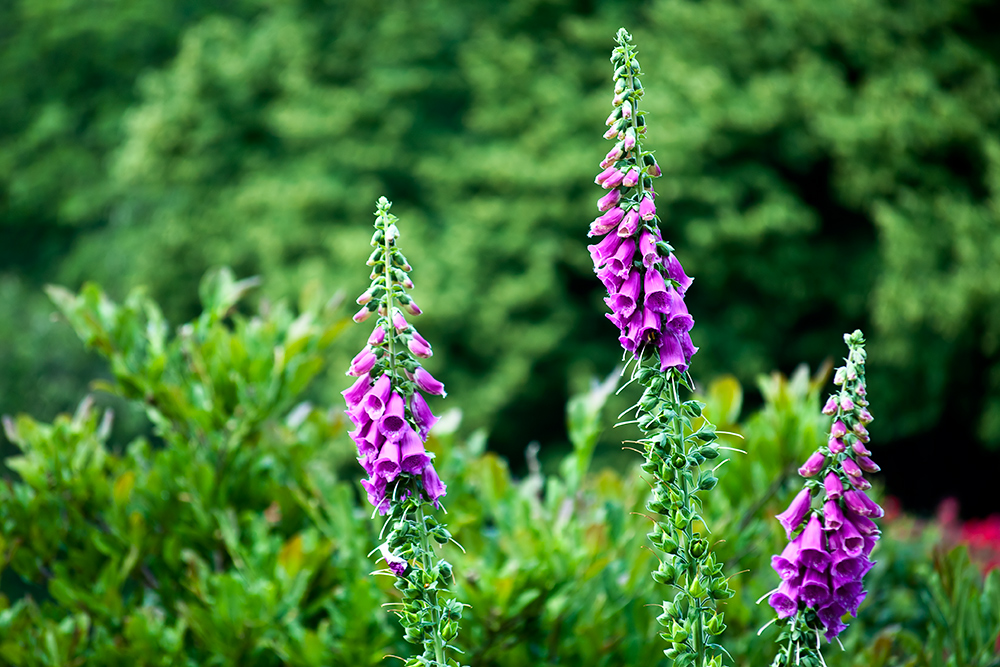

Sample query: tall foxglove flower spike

[765,330,881,665]
[590,29,730,667]
[342,197,465,667]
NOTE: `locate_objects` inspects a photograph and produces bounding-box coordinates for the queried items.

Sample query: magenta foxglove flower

[768,331,881,643]
[776,489,812,538]
[343,197,449,515]
[586,33,696,373]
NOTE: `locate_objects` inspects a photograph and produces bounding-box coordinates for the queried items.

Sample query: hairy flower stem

[345,198,464,667]
[633,362,731,667]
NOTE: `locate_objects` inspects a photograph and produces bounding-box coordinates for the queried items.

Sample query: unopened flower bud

[622,167,639,187]
[622,100,633,118]
[834,368,846,385]
[623,127,636,151]
[798,451,825,478]
[639,195,656,220]
[840,396,854,411]
[354,305,375,323]
[841,457,862,478]
[830,420,847,438]
[597,188,621,212]
[828,437,845,454]
[824,472,844,500]
[857,456,880,473]
[858,408,874,424]
[852,440,871,457]
[822,397,837,415]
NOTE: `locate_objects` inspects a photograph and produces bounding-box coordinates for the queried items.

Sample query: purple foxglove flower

[844,508,879,536]
[353,305,374,323]
[840,396,855,411]
[601,144,624,168]
[606,237,637,279]
[378,393,409,441]
[830,420,847,438]
[362,374,393,421]
[853,422,870,441]
[597,264,624,293]
[399,428,432,474]
[830,552,865,581]
[379,543,408,576]
[824,472,844,500]
[414,367,446,397]
[664,254,693,293]
[410,392,439,441]
[392,311,409,331]
[361,475,386,505]
[769,578,801,619]
[402,300,421,316]
[776,489,812,538]
[824,499,845,532]
[638,194,656,220]
[607,269,642,318]
[368,325,386,345]
[822,397,837,415]
[622,100,633,118]
[342,374,372,410]
[374,441,401,482]
[617,208,640,237]
[347,348,377,377]
[643,268,670,313]
[841,457,862,478]
[843,490,869,516]
[857,456,880,473]
[623,128,636,150]
[597,189,622,213]
[351,420,378,456]
[595,166,619,186]
[817,602,847,635]
[664,288,694,329]
[800,567,831,607]
[602,168,625,189]
[833,580,864,608]
[862,535,878,557]
[622,167,639,187]
[858,408,874,424]
[771,535,803,580]
[639,230,659,269]
[633,307,661,349]
[823,617,848,642]
[828,437,846,454]
[658,330,687,371]
[588,230,625,267]
[852,440,872,457]
[407,332,433,358]
[358,452,376,476]
[421,463,447,506]
[830,518,864,557]
[849,474,872,490]
[798,451,825,478]
[590,206,625,236]
[798,515,830,571]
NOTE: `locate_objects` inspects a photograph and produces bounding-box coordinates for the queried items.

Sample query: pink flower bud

[638,195,656,220]
[841,457,862,478]
[402,300,422,316]
[605,109,621,126]
[595,166,618,186]
[824,472,844,500]
[407,332,433,358]
[354,305,374,323]
[597,188,621,212]
[828,437,845,454]
[602,169,625,189]
[603,125,618,139]
[822,397,837,415]
[589,206,625,237]
[392,311,409,331]
[347,348,376,377]
[414,367,446,397]
[858,408,873,424]
[648,160,662,177]
[851,440,871,457]
[849,474,871,490]
[840,396,854,411]
[824,499,845,531]
[622,167,639,187]
[830,420,847,438]
[857,456,880,473]
[623,128,636,151]
[617,208,640,237]
[367,326,386,346]
[798,451,825,478]
[622,100,633,118]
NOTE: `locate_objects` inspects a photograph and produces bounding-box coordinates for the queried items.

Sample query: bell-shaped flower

[368,326,386,345]
[414,367,446,397]
[347,347,377,377]
[422,463,447,506]
[824,499,845,532]
[410,392,439,441]
[824,472,844,500]
[638,230,659,269]
[800,567,831,607]
[841,457,862,478]
[643,268,670,313]
[617,208,640,237]
[606,238,637,279]
[400,428,432,475]
[378,392,409,441]
[770,534,803,580]
[597,189,622,212]
[607,269,642,319]
[362,374,394,421]
[639,194,656,220]
[776,489,812,538]
[798,515,831,571]
[342,374,372,410]
[664,254,693,293]
[588,231,625,268]
[407,331,433,358]
[830,517,864,557]
[769,577,801,619]
[798,451,825,478]
[374,441,401,482]
[379,543,408,576]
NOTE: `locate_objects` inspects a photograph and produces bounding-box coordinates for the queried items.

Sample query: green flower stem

[417,502,448,666]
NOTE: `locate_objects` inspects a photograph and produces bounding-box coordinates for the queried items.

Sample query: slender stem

[382,214,397,382]
[417,502,447,666]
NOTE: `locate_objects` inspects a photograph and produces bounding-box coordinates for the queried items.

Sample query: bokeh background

[3,0,1000,519]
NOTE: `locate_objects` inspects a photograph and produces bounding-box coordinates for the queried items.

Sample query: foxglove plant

[766,330,881,663]
[590,29,733,666]
[343,197,465,667]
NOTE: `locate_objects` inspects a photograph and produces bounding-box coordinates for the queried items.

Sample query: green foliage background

[3,2,1000,458]
[2,276,997,665]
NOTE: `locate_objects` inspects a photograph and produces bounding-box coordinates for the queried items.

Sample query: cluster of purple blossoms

[768,331,881,641]
[587,42,697,371]
[341,199,447,516]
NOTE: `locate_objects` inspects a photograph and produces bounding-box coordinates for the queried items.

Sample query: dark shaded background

[2,0,1000,516]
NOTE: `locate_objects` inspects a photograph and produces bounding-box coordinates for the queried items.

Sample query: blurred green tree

[2,0,1000,461]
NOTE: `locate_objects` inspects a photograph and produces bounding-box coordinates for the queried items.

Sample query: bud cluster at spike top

[768,330,882,642]
[342,197,447,517]
[588,28,696,371]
